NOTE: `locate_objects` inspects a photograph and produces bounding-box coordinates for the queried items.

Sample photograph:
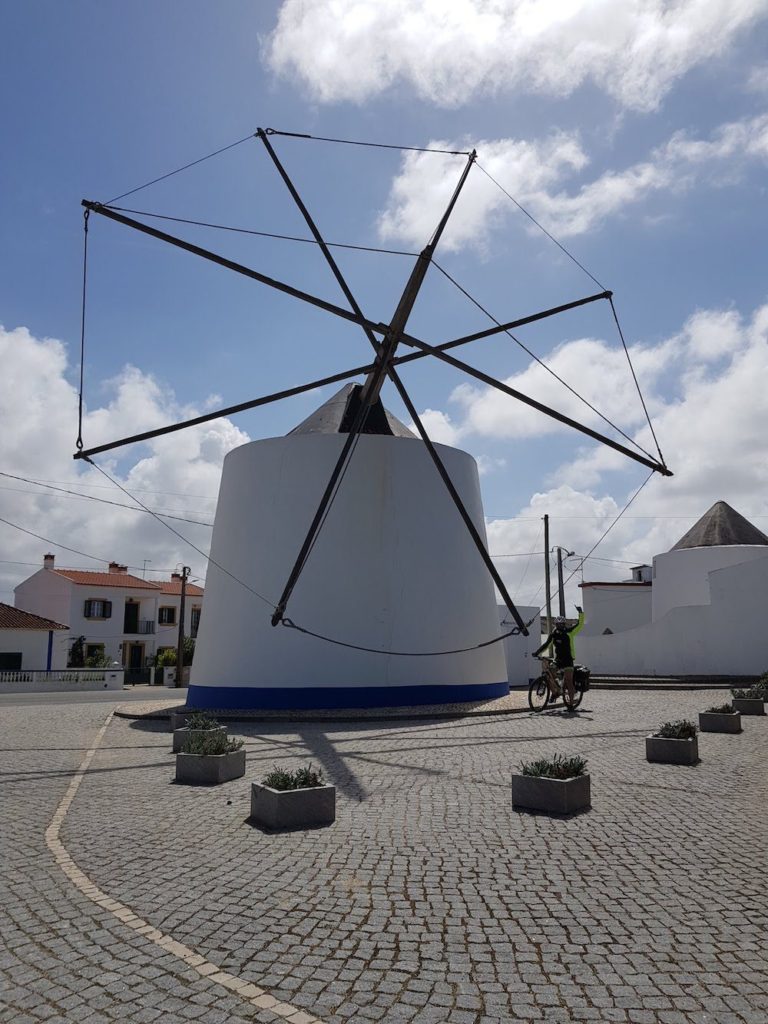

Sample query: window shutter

[84,600,92,618]
[104,601,112,618]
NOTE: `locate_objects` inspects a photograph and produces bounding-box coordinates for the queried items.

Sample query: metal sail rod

[72,361,375,460]
[399,335,673,476]
[257,127,389,625]
[269,381,382,627]
[387,366,529,635]
[256,129,382,359]
[359,149,477,408]
[81,201,390,337]
[392,290,612,366]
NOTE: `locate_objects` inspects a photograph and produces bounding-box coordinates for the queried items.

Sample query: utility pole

[142,559,151,579]
[176,566,191,688]
[556,547,566,618]
[553,546,575,618]
[543,515,552,635]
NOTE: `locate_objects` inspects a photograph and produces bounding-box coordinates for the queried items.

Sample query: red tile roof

[52,569,160,590]
[0,602,68,630]
[158,579,204,597]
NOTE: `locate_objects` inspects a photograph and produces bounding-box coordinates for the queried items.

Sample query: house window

[0,652,23,670]
[86,644,105,660]
[84,599,112,619]
[190,607,201,637]
[158,606,177,625]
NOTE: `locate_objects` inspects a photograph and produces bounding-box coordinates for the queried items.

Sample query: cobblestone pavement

[2,691,767,1023]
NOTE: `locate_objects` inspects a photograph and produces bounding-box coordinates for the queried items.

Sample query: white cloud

[377,113,768,249]
[0,324,249,603]
[266,0,768,112]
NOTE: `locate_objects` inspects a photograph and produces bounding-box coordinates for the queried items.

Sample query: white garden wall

[579,552,768,676]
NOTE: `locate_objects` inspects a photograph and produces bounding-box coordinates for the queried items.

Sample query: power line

[0,472,213,526]
[86,459,274,610]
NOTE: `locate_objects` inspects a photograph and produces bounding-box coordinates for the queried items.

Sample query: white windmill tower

[75,127,671,709]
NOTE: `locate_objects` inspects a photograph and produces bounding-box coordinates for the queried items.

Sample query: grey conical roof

[671,500,768,550]
[288,383,416,438]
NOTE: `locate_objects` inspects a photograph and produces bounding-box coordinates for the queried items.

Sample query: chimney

[43,553,55,570]
[108,561,128,574]
[171,572,182,580]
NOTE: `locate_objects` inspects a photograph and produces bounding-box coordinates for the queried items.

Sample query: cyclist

[533,613,581,706]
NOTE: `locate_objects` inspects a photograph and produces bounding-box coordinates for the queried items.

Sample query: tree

[68,635,86,668]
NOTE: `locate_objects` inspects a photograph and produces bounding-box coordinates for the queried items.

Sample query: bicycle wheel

[562,678,583,711]
[528,675,550,712]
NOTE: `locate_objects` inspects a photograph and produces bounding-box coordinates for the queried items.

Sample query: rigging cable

[557,470,655,599]
[608,296,667,467]
[263,128,471,157]
[85,459,537,653]
[105,132,257,205]
[432,261,658,463]
[85,458,275,611]
[102,206,418,257]
[474,162,606,291]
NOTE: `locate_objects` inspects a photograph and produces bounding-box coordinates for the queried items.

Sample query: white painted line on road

[44,709,324,1024]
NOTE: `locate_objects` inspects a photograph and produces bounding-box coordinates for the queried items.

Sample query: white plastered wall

[497,604,541,685]
[578,551,768,675]
[580,585,652,637]
[192,434,507,692]
[0,629,67,670]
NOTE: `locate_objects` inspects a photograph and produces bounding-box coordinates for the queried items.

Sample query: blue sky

[2,0,768,609]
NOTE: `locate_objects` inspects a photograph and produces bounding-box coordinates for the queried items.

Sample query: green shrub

[262,764,324,790]
[520,754,587,779]
[705,702,735,714]
[731,686,764,700]
[184,711,221,731]
[181,732,243,756]
[656,719,697,739]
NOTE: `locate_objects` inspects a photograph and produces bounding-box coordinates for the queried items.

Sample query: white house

[0,602,69,671]
[14,555,204,671]
[577,501,768,677]
[497,603,542,685]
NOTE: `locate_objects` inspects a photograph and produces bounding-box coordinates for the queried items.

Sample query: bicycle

[528,655,588,712]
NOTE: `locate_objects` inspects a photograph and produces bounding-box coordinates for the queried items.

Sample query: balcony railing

[123,620,156,635]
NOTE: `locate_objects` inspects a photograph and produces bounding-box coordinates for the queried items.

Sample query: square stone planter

[250,782,336,829]
[698,711,742,734]
[731,698,765,716]
[511,773,591,815]
[646,735,699,764]
[172,725,227,754]
[175,749,245,785]
[168,707,190,732]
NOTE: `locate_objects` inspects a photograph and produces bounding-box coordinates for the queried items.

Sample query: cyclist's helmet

[554,616,566,628]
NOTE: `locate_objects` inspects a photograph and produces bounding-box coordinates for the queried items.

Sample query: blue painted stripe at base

[186,681,509,710]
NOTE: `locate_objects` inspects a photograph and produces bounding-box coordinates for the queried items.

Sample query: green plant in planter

[520,754,587,779]
[705,702,735,714]
[262,764,324,790]
[184,711,221,731]
[656,719,697,739]
[731,686,764,700]
[181,732,243,756]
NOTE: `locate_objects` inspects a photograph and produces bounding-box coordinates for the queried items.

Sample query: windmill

[75,128,671,709]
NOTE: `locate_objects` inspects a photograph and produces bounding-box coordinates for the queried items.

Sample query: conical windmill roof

[671,500,768,550]
[288,383,416,438]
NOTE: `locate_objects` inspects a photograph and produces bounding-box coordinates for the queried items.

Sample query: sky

[2,0,768,620]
